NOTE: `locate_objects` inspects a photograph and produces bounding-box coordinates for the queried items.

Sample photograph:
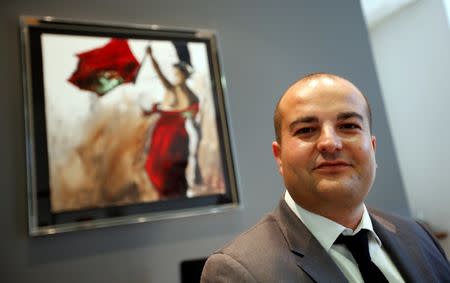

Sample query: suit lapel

[275,200,348,283]
[370,212,431,283]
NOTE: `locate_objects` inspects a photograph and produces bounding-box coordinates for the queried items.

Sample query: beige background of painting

[41,35,224,212]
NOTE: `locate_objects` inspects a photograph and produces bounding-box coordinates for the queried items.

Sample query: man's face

[272,77,376,212]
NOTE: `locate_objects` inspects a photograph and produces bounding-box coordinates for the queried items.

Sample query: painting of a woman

[144,46,202,199]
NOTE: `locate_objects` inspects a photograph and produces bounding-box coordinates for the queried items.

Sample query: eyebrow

[337,112,364,122]
[288,112,364,132]
[288,116,318,132]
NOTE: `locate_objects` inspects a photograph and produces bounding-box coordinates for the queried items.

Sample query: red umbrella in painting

[68,38,140,96]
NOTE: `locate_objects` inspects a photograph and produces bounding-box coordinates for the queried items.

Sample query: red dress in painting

[145,103,200,199]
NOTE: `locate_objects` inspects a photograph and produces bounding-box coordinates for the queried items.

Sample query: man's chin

[315,178,356,195]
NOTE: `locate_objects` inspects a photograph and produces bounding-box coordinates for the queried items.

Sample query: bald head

[273,73,372,143]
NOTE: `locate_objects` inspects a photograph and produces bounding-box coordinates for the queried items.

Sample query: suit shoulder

[368,207,410,222]
[368,207,417,230]
[203,210,305,282]
[369,207,449,259]
[220,213,285,257]
[368,207,433,238]
[201,253,257,283]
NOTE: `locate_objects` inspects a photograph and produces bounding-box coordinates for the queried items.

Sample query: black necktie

[335,229,389,283]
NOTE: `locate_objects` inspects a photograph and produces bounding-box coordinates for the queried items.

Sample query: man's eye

[340,123,360,130]
[296,127,315,135]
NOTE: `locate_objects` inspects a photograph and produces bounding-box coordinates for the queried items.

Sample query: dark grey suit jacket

[201,200,450,283]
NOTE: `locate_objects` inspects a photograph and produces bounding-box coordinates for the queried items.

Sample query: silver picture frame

[20,16,239,236]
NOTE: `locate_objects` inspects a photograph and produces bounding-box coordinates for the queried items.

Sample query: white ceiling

[360,0,419,28]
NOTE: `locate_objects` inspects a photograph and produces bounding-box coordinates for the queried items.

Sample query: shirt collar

[284,190,382,251]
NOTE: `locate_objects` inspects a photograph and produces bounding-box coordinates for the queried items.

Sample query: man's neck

[316,205,365,230]
[297,200,365,230]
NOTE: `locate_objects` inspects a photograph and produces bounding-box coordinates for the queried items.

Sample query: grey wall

[0,1,409,282]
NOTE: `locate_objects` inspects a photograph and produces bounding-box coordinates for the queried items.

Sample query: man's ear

[272,141,283,176]
[371,135,377,151]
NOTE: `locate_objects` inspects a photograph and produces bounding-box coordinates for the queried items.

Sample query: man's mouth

[314,161,351,171]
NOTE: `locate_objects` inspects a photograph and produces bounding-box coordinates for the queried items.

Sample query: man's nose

[316,126,342,153]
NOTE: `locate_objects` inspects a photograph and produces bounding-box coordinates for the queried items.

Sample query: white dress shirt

[284,191,405,283]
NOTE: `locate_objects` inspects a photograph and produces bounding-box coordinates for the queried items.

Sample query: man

[201,73,450,282]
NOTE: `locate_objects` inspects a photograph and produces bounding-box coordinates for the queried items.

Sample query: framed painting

[20,16,239,236]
